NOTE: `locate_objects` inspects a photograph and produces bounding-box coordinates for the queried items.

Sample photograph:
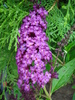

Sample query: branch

[52,53,64,66]
[48,0,58,12]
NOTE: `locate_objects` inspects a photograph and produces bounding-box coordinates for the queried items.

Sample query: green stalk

[43,86,50,98]
[48,0,58,12]
[52,53,63,65]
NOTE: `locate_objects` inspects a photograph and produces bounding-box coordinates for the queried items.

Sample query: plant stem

[72,74,75,79]
[41,94,49,99]
[43,86,50,98]
[49,79,52,100]
[48,48,62,100]
[35,94,48,99]
[52,52,64,66]
[48,0,58,12]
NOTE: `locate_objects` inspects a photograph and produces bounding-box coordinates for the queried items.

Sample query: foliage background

[0,0,75,99]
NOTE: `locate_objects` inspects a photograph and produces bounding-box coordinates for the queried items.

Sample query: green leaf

[51,58,75,94]
[46,63,51,71]
[65,40,75,52]
[0,95,2,99]
[40,88,43,94]
[46,98,50,100]
[72,85,75,89]
[73,93,75,100]
[62,5,67,9]
[66,46,75,62]
[13,83,22,100]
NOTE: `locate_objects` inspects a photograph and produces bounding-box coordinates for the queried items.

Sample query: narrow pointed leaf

[51,58,75,94]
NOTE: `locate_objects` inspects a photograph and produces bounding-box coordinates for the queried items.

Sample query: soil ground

[52,82,75,100]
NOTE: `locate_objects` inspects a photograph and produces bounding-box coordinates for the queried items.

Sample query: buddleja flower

[16,4,54,92]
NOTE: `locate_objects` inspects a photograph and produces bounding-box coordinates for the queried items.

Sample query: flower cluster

[20,88,36,100]
[16,4,52,91]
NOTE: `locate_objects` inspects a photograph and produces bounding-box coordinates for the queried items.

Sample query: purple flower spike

[16,4,55,92]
